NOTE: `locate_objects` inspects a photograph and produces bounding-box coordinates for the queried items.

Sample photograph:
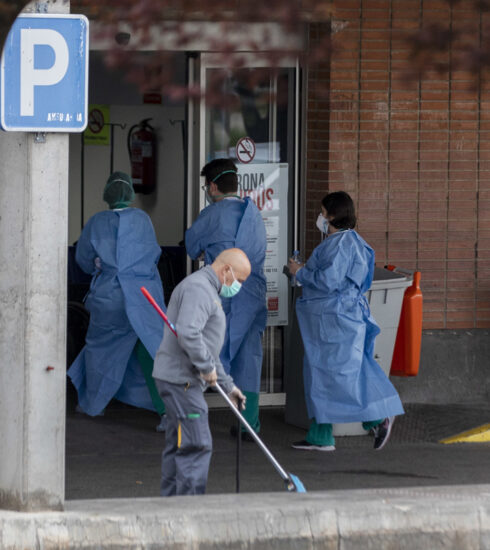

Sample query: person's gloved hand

[228,386,246,410]
[288,257,304,275]
[200,368,217,386]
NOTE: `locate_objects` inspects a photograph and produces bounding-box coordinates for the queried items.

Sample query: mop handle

[140,285,291,484]
[140,286,177,336]
[214,383,290,483]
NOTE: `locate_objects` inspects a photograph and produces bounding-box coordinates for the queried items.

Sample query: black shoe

[230,425,256,442]
[373,417,395,450]
[291,440,336,451]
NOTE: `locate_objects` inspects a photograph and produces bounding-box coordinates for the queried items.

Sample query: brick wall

[305,0,490,329]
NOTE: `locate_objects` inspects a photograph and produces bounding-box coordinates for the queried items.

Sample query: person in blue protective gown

[288,191,404,452]
[68,171,167,428]
[185,158,267,438]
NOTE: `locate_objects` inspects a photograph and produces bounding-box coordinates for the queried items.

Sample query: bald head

[211,248,251,287]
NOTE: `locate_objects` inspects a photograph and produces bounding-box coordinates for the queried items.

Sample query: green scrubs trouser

[135,340,166,416]
[239,391,260,433]
[306,418,383,446]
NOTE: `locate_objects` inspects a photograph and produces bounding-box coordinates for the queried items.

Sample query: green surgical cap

[103,171,135,209]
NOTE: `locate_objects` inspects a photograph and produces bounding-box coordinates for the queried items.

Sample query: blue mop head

[287,473,307,493]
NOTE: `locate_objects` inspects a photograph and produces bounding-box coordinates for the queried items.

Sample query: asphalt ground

[65,401,490,500]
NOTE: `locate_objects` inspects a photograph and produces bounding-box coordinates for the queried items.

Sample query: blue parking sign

[1,14,89,132]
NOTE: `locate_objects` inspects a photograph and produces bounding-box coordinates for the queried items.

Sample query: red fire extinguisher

[127,118,157,194]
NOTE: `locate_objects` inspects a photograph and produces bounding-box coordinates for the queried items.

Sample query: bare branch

[72,0,334,104]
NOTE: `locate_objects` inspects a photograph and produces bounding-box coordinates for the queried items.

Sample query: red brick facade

[305,0,490,329]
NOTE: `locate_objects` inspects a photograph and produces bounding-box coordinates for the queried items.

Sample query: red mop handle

[140,286,177,337]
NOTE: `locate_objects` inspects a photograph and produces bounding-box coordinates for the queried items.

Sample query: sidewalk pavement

[2,401,488,549]
[1,485,489,549]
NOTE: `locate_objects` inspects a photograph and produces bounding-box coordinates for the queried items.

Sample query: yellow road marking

[439,423,490,444]
[177,423,182,448]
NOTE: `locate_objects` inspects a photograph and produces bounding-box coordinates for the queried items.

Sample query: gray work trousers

[155,379,212,496]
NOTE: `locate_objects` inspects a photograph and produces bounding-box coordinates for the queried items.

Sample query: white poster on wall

[236,163,289,326]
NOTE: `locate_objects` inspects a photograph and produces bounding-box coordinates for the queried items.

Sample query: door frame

[186,53,303,407]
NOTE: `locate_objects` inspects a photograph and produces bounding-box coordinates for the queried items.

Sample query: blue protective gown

[295,230,404,424]
[185,197,267,392]
[68,208,166,416]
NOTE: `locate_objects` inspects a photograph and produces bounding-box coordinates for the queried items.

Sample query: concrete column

[0,0,69,511]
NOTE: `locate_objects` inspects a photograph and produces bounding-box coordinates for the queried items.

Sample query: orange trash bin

[385,266,423,377]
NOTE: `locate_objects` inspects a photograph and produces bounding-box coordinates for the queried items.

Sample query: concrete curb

[0,484,489,549]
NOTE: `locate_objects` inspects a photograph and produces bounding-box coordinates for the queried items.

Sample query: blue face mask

[220,267,242,298]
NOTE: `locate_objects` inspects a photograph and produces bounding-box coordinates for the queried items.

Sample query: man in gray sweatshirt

[153,248,249,496]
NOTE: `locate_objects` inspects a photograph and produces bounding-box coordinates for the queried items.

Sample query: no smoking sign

[236,136,256,164]
[84,103,109,145]
[88,108,104,134]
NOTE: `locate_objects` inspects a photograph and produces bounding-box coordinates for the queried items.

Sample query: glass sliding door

[197,54,299,404]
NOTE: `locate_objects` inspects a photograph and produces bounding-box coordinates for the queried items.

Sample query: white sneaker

[291,439,335,451]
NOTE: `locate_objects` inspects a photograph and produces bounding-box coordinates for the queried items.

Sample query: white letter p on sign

[20,29,69,117]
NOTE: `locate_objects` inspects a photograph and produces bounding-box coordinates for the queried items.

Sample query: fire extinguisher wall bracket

[127,118,157,195]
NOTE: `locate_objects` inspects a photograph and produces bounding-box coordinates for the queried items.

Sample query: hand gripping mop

[141,286,306,493]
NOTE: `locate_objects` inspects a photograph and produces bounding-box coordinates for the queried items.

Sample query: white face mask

[316,213,328,234]
[204,188,214,205]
